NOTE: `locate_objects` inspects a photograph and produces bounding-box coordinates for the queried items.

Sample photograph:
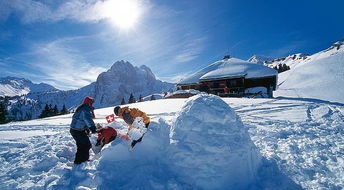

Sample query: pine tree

[53,105,59,116]
[60,104,68,115]
[128,93,136,104]
[277,64,283,73]
[273,65,278,71]
[150,95,156,101]
[121,98,126,105]
[138,94,143,102]
[48,104,53,117]
[39,104,50,118]
[0,101,7,124]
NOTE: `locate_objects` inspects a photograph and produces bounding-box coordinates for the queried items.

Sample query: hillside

[275,39,344,103]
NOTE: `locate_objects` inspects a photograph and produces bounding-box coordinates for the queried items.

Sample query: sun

[103,0,142,30]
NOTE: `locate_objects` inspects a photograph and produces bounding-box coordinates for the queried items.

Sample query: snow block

[168,94,262,189]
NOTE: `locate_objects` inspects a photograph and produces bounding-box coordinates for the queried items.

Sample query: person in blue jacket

[70,96,97,164]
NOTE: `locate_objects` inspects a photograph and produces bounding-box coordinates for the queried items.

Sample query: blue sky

[0,0,343,90]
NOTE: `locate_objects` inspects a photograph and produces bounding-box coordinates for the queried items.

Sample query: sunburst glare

[103,0,143,30]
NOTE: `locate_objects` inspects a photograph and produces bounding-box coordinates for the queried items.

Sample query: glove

[89,125,97,134]
[96,123,102,132]
[85,129,91,136]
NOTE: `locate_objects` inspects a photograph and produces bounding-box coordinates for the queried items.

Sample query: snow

[142,93,164,101]
[164,89,203,98]
[168,94,261,189]
[275,42,344,104]
[178,57,277,85]
[1,94,343,189]
[244,87,268,98]
[0,76,57,97]
[248,55,274,65]
[0,130,58,140]
[264,53,309,69]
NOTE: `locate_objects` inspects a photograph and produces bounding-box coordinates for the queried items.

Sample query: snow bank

[164,89,203,99]
[169,94,262,189]
[95,94,261,189]
[245,87,269,98]
[142,93,164,101]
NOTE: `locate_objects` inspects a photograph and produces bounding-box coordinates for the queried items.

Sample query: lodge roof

[178,57,277,85]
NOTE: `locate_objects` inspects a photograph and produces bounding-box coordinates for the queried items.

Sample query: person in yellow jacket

[114,106,150,148]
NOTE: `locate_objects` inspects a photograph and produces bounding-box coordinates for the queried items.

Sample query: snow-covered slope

[275,39,344,103]
[1,95,343,189]
[0,77,58,97]
[6,61,174,120]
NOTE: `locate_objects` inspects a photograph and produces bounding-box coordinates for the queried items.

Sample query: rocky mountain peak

[248,55,274,65]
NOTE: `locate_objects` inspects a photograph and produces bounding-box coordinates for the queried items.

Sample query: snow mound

[245,86,269,98]
[165,89,203,99]
[95,94,261,189]
[169,94,262,189]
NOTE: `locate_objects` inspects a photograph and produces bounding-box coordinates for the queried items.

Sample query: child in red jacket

[96,124,117,147]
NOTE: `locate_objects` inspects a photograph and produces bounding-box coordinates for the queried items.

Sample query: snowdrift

[96,94,262,189]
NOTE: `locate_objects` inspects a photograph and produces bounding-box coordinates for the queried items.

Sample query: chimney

[223,55,231,60]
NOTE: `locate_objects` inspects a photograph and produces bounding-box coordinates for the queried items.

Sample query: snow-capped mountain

[247,55,274,65]
[5,61,174,120]
[264,53,309,69]
[0,77,58,97]
[92,60,174,107]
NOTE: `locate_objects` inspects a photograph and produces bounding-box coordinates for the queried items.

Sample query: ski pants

[70,128,92,164]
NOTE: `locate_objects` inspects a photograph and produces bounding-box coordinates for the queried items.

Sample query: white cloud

[0,0,146,24]
[173,36,206,63]
[29,37,107,89]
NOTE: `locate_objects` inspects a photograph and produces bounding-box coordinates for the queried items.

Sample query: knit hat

[114,106,121,115]
[83,96,95,107]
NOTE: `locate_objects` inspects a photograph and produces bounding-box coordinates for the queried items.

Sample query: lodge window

[213,82,220,88]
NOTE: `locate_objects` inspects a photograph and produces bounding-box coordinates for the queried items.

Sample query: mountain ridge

[0,76,58,97]
[248,39,344,69]
[3,61,174,120]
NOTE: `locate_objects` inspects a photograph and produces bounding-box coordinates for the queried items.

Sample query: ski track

[0,99,344,189]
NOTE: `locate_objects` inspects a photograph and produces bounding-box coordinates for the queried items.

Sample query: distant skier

[224,86,230,94]
[113,106,150,148]
[70,96,97,164]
